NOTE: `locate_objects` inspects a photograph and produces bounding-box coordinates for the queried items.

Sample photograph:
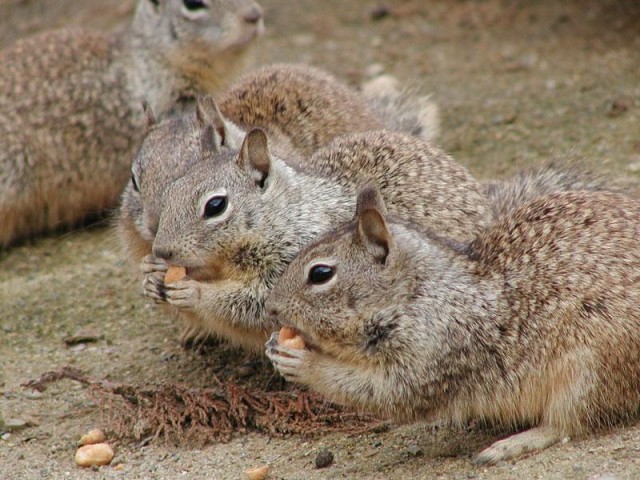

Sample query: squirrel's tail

[484,163,638,218]
[361,75,440,143]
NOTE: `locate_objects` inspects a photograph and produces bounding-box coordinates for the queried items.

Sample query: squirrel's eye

[308,265,334,285]
[183,0,207,10]
[149,0,159,5]
[131,174,140,193]
[203,196,227,218]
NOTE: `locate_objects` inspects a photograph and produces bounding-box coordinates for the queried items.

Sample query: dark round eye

[131,174,140,193]
[203,196,227,218]
[308,265,334,285]
[183,0,207,10]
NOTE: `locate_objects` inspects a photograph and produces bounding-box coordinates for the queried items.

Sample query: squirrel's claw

[142,271,167,303]
[140,254,169,275]
[265,333,306,381]
[164,280,201,310]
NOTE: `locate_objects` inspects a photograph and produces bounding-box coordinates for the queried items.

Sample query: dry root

[23,366,383,446]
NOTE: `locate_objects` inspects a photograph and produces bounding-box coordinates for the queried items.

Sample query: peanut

[164,265,186,284]
[278,326,297,343]
[278,327,305,350]
[75,443,114,468]
[246,465,269,480]
[281,336,305,350]
[79,428,105,446]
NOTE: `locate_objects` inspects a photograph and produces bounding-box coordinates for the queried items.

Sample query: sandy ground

[1,0,640,478]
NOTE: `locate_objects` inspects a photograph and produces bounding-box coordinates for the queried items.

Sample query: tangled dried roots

[24,367,384,446]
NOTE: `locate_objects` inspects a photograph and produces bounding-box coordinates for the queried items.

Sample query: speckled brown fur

[117,63,441,268]
[266,188,640,464]
[216,64,384,158]
[0,0,262,248]
[144,129,491,352]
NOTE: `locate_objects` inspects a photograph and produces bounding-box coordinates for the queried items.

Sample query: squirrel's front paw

[142,270,166,303]
[140,254,168,275]
[265,332,308,382]
[164,279,201,311]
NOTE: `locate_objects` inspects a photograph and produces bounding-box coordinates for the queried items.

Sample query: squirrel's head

[118,96,238,262]
[132,0,264,68]
[134,0,264,49]
[152,128,291,270]
[266,185,413,364]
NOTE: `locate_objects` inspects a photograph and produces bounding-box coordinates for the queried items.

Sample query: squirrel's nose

[152,245,174,261]
[266,304,280,323]
[242,4,263,24]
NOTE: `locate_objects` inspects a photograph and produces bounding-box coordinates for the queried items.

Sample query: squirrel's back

[216,64,383,158]
[217,64,441,159]
[308,130,493,241]
[0,29,139,248]
[471,190,640,323]
[483,164,635,217]
[468,191,640,436]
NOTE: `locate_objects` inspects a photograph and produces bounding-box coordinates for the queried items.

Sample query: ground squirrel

[266,186,640,464]
[137,118,628,350]
[118,63,441,263]
[144,129,491,351]
[0,0,263,247]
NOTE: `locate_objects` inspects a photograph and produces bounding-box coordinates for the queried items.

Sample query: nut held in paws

[164,265,186,284]
[278,327,305,349]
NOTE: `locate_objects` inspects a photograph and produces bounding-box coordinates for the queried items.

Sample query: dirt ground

[1,0,640,479]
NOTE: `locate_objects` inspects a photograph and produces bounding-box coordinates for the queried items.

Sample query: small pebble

[365,63,385,78]
[369,4,391,20]
[607,97,632,118]
[627,160,640,173]
[491,111,517,125]
[24,390,44,400]
[236,361,257,378]
[3,418,28,432]
[292,34,314,47]
[64,329,102,346]
[315,449,334,469]
[406,444,422,457]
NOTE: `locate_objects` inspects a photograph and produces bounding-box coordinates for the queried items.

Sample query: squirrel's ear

[141,101,157,129]
[355,186,393,263]
[355,184,388,217]
[196,95,229,154]
[238,128,271,187]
